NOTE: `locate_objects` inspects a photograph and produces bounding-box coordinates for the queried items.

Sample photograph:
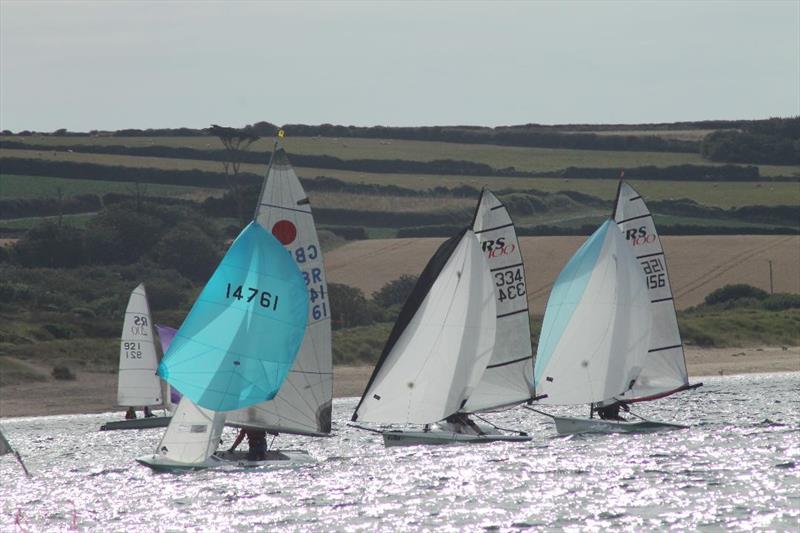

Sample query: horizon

[1,1,799,132]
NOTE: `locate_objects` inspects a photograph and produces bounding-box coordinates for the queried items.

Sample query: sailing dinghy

[100,284,171,431]
[351,226,531,446]
[136,219,309,471]
[529,218,687,435]
[220,139,333,462]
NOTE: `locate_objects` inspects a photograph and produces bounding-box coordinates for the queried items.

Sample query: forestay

[534,220,651,405]
[352,229,496,425]
[226,147,333,436]
[462,189,534,413]
[613,181,690,401]
[117,284,163,407]
[157,221,308,412]
[153,397,226,465]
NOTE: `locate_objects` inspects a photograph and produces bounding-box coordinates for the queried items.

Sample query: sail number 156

[225,283,279,310]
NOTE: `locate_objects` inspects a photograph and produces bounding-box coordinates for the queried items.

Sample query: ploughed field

[326,235,800,310]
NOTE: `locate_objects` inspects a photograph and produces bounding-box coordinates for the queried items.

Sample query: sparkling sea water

[1,372,798,532]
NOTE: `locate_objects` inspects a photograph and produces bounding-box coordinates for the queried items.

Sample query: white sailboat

[351,227,531,446]
[137,217,310,471]
[613,180,701,402]
[221,139,332,460]
[0,426,30,476]
[530,219,686,435]
[100,284,172,431]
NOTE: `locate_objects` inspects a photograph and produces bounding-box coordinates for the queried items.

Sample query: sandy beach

[0,347,797,418]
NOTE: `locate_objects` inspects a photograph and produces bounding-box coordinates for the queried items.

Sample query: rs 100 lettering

[225,284,279,310]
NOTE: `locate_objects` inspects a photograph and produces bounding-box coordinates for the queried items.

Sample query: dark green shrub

[372,275,419,308]
[762,293,800,311]
[43,323,73,339]
[52,366,76,380]
[705,284,769,305]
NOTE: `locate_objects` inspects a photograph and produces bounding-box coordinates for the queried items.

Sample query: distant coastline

[0,346,797,419]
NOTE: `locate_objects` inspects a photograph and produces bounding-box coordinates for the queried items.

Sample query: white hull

[382,430,531,447]
[551,416,687,436]
[137,449,316,472]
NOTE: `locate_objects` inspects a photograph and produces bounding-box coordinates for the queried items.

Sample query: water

[1,373,798,532]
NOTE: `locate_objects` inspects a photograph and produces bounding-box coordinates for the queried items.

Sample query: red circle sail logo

[271,220,297,245]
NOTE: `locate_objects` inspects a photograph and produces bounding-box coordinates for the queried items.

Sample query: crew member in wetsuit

[596,401,628,421]
[228,428,269,461]
[444,413,485,435]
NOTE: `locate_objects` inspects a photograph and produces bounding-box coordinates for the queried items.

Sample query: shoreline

[1,346,797,419]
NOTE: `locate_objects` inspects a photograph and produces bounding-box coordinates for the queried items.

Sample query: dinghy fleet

[1,131,702,475]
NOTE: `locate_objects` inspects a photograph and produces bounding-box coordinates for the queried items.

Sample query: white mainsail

[352,229,497,425]
[462,189,534,413]
[152,397,226,465]
[226,145,333,436]
[613,181,690,401]
[534,220,651,405]
[117,284,162,407]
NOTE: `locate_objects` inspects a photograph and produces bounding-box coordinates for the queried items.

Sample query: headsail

[462,189,534,413]
[157,221,308,412]
[534,220,651,405]
[613,181,690,401]
[352,229,496,425]
[226,146,333,436]
[117,284,162,407]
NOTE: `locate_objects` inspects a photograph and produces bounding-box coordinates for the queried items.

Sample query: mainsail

[157,221,308,412]
[613,181,691,401]
[462,189,534,413]
[534,220,651,405]
[117,284,162,407]
[352,229,497,425]
[226,146,333,436]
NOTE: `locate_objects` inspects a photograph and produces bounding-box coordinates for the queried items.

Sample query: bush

[704,284,769,306]
[150,225,220,282]
[372,275,419,308]
[328,283,379,330]
[762,293,800,311]
[52,365,76,380]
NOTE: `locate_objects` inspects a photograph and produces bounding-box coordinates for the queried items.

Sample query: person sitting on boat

[143,406,155,418]
[443,413,485,435]
[596,401,628,421]
[228,428,269,461]
[125,407,137,420]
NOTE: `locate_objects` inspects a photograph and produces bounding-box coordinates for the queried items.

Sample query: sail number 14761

[225,283,279,310]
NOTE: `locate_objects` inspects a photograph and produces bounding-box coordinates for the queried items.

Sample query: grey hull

[382,430,531,447]
[136,449,315,472]
[100,416,171,431]
[552,416,687,436]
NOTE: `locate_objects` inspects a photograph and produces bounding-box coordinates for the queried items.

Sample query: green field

[0,174,217,200]
[5,134,799,177]
[2,147,798,209]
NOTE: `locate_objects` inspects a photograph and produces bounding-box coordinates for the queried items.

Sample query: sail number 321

[225,283,279,310]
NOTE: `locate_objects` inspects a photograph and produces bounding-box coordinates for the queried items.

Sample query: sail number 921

[225,283,279,310]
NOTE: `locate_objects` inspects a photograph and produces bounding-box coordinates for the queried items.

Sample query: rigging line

[471,413,528,436]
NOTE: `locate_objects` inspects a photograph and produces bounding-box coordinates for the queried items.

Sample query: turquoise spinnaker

[157,221,308,412]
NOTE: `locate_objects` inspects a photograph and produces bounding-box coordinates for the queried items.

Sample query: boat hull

[136,450,316,472]
[382,430,531,447]
[100,416,171,431]
[551,416,687,436]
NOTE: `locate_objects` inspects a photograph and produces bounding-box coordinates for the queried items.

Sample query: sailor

[143,406,155,418]
[125,407,137,420]
[596,401,628,421]
[444,413,485,435]
[228,428,269,461]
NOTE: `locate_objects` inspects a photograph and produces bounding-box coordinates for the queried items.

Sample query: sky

[1,0,798,132]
